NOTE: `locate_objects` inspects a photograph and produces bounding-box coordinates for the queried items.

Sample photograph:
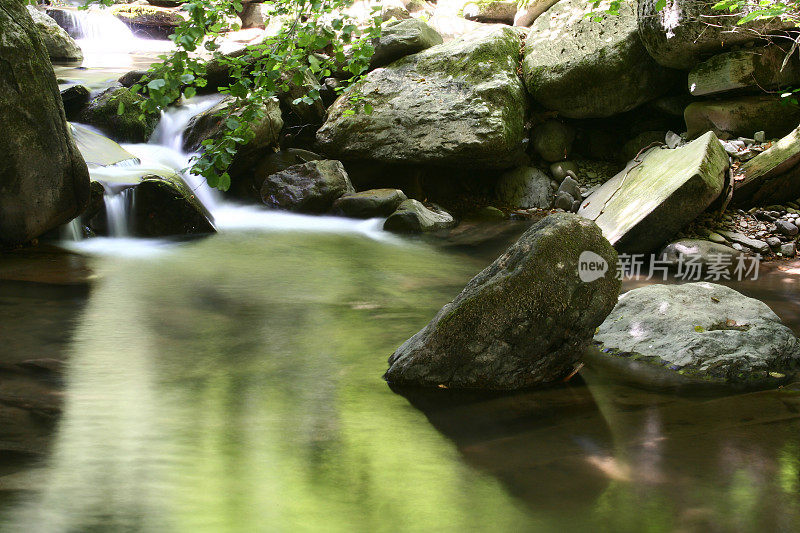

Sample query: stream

[2,8,800,532]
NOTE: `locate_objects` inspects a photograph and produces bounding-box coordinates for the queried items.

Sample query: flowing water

[2,18,800,533]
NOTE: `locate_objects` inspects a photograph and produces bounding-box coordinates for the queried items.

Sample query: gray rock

[659,239,745,268]
[557,175,581,199]
[531,120,575,162]
[522,0,677,118]
[0,2,90,245]
[260,160,355,213]
[131,176,215,237]
[384,199,456,233]
[578,132,728,253]
[665,130,683,149]
[594,283,800,385]
[780,242,797,257]
[331,188,408,218]
[554,191,576,211]
[717,230,771,254]
[550,160,579,181]
[776,220,799,236]
[735,125,800,208]
[638,0,796,70]
[754,131,766,143]
[371,18,443,68]
[26,5,82,62]
[463,0,517,24]
[70,123,139,167]
[118,69,148,87]
[317,27,528,168]
[495,166,555,209]
[767,236,782,248]
[384,213,621,389]
[685,95,800,140]
[621,130,666,163]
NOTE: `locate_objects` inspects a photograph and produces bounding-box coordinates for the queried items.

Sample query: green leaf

[147,79,167,91]
[117,101,125,115]
[694,325,706,333]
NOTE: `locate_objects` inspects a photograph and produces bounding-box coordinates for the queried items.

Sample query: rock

[550,160,579,181]
[513,0,560,26]
[69,123,139,167]
[26,5,82,63]
[767,236,782,248]
[593,283,800,385]
[474,206,507,220]
[717,230,771,254]
[275,69,326,124]
[637,0,796,70]
[578,132,728,253]
[688,44,800,96]
[776,220,799,236]
[110,4,186,36]
[531,120,575,162]
[557,173,581,195]
[331,188,408,218]
[384,213,621,389]
[383,199,456,232]
[317,27,528,169]
[60,84,90,120]
[494,166,555,209]
[734,125,800,208]
[621,130,666,163]
[118,69,148,88]
[685,95,800,140]
[382,1,411,22]
[0,1,90,245]
[665,130,683,149]
[659,239,745,268]
[522,0,677,118]
[79,84,159,143]
[132,175,215,237]
[780,242,796,257]
[226,148,323,202]
[370,18,443,68]
[260,160,354,213]
[754,131,766,143]
[238,2,265,29]
[463,0,517,24]
[707,231,726,244]
[554,191,575,211]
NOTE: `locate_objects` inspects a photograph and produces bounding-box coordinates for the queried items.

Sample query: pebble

[767,236,782,248]
[708,232,727,244]
[754,131,766,143]
[732,243,744,251]
[780,242,797,257]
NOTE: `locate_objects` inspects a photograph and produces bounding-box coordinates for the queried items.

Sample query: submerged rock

[385,213,620,389]
[260,160,355,213]
[522,0,676,118]
[593,283,800,386]
[79,84,159,143]
[383,200,456,233]
[685,95,800,140]
[0,1,90,245]
[331,189,408,218]
[26,5,82,63]
[494,166,554,209]
[370,18,443,68]
[578,132,728,253]
[317,27,528,168]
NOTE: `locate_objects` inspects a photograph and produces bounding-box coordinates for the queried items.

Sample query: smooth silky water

[2,13,800,533]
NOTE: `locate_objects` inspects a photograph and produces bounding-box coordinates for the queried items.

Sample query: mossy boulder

[734,125,800,208]
[331,188,408,218]
[0,0,90,245]
[79,84,159,143]
[684,95,800,140]
[522,0,678,118]
[260,160,355,213]
[25,5,82,63]
[132,175,215,237]
[688,44,800,96]
[383,199,456,232]
[317,26,529,169]
[183,96,282,155]
[384,213,621,390]
[462,0,518,24]
[578,132,728,253]
[111,4,186,27]
[370,18,443,68]
[593,283,800,386]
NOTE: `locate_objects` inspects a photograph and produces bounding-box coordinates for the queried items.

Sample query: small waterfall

[47,7,136,45]
[60,218,84,242]
[105,188,136,237]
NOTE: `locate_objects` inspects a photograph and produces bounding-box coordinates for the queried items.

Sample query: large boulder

[638,0,796,70]
[383,199,456,232]
[69,123,139,167]
[370,18,443,68]
[593,283,800,386]
[684,95,800,140]
[688,44,800,96]
[331,189,408,218]
[25,5,82,63]
[0,1,90,245]
[522,0,677,118]
[183,96,283,154]
[578,131,728,253]
[734,125,800,207]
[494,166,555,209]
[316,27,529,169]
[79,84,159,143]
[384,213,621,389]
[260,160,355,213]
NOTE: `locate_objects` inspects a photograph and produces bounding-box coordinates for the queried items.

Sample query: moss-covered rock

[183,96,282,154]
[522,0,678,118]
[25,5,82,63]
[132,175,215,237]
[331,188,408,218]
[578,131,728,253]
[317,26,529,169]
[79,84,159,143]
[384,212,621,389]
[684,95,800,140]
[593,283,800,387]
[370,18,443,68]
[0,1,90,245]
[110,4,186,27]
[462,0,518,24]
[69,123,139,167]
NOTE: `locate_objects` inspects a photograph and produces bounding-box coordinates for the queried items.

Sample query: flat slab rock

[384,212,620,390]
[593,282,800,386]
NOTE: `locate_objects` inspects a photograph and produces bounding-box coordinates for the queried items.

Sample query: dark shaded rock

[331,188,408,218]
[0,1,90,245]
[495,166,555,209]
[685,95,800,140]
[776,219,799,237]
[118,69,148,88]
[79,84,159,143]
[132,176,215,237]
[734,125,800,208]
[226,148,322,202]
[594,283,800,386]
[531,120,574,162]
[383,199,456,232]
[60,84,90,120]
[385,213,621,389]
[182,96,282,154]
[260,160,354,213]
[371,18,443,68]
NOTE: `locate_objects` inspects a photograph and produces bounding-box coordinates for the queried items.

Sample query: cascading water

[104,188,136,237]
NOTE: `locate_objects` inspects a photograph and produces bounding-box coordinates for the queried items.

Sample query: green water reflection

[2,231,800,532]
